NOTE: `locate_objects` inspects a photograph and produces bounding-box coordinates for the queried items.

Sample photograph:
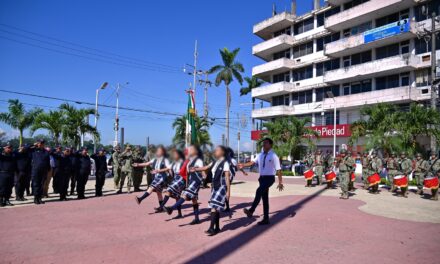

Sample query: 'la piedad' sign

[310,124,351,138]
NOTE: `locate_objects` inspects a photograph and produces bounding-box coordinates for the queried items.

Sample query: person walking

[238,138,284,225]
[397,152,412,198]
[336,149,355,200]
[0,143,17,207]
[312,149,324,186]
[132,146,144,192]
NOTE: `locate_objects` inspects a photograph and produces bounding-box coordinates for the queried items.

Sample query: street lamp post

[326,91,337,158]
[94,82,108,153]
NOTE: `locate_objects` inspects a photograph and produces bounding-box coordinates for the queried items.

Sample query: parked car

[281,160,292,171]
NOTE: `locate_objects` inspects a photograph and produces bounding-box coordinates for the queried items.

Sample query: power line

[0,23,181,71]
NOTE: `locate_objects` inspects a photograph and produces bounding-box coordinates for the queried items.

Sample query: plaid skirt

[181,180,201,200]
[166,175,186,198]
[209,185,227,210]
[150,173,167,192]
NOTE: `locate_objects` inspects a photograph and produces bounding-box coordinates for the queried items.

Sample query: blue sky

[0,0,323,150]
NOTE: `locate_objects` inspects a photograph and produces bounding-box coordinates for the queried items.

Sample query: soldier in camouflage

[347,151,356,191]
[336,149,355,199]
[413,153,429,195]
[112,146,122,190]
[312,149,324,186]
[386,152,399,192]
[367,151,382,194]
[428,151,440,200]
[362,152,370,189]
[397,152,412,198]
[119,145,134,194]
[132,146,145,192]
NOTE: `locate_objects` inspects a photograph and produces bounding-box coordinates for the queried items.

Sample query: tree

[263,116,319,162]
[30,110,65,145]
[172,115,213,152]
[59,103,99,148]
[0,99,42,146]
[209,47,244,146]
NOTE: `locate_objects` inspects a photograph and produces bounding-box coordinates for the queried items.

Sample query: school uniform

[247,149,281,221]
[149,157,171,192]
[181,157,204,200]
[229,158,237,183]
[166,160,185,198]
[209,158,230,210]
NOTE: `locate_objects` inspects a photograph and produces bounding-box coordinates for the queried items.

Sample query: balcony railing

[254,12,295,40]
[253,34,295,61]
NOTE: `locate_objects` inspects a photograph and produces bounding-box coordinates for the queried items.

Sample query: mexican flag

[186,90,197,145]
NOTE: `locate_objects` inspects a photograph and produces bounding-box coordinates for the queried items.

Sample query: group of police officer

[304,149,440,200]
[0,139,112,206]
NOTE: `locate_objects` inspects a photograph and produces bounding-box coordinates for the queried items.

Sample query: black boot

[205,212,217,235]
[214,211,221,233]
[34,197,40,205]
[0,197,6,207]
[5,199,14,206]
[38,197,45,204]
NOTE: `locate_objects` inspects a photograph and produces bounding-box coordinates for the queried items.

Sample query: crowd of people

[302,149,440,200]
[2,137,439,236]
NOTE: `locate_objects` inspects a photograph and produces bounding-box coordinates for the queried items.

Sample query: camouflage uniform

[312,150,324,185]
[367,153,382,193]
[304,153,314,187]
[119,146,134,193]
[361,154,370,188]
[397,153,412,198]
[336,150,355,199]
[428,153,440,200]
[413,154,429,195]
[112,147,122,189]
[132,147,145,191]
[386,154,399,191]
[347,151,356,191]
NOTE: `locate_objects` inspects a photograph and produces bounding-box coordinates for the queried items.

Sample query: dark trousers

[70,171,77,193]
[250,176,275,219]
[31,169,47,198]
[55,172,70,198]
[76,172,89,198]
[15,171,28,198]
[0,172,14,199]
[95,171,106,196]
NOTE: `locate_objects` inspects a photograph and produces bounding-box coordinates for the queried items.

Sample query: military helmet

[400,151,406,156]
[340,149,347,154]
[416,153,422,158]
[371,150,377,155]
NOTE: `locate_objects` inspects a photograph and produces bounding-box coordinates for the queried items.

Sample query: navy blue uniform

[69,152,80,195]
[14,150,31,199]
[76,154,91,199]
[31,148,50,200]
[52,153,73,199]
[0,152,17,202]
[91,154,107,196]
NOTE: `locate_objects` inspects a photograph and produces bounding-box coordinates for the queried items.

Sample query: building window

[324,85,340,98]
[343,0,369,11]
[316,58,340,76]
[293,41,313,58]
[274,27,291,37]
[400,40,409,54]
[316,32,340,51]
[375,74,400,90]
[273,72,290,83]
[292,65,313,82]
[272,95,289,106]
[324,111,340,126]
[294,17,314,35]
[415,69,431,87]
[400,72,410,86]
[317,6,341,27]
[375,9,409,27]
[295,90,313,104]
[415,36,440,54]
[414,2,436,22]
[315,88,324,102]
[376,43,399,60]
[342,21,372,38]
[347,50,371,66]
[343,83,350,95]
[273,49,291,60]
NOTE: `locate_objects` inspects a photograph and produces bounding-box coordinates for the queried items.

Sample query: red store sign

[251,124,351,140]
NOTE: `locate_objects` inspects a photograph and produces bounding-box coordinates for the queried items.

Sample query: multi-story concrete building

[251,0,439,153]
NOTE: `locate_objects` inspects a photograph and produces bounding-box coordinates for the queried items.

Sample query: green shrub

[282,170,294,176]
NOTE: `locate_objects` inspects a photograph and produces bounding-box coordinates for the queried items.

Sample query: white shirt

[252,149,281,176]
[150,157,171,170]
[211,158,230,176]
[187,157,203,171]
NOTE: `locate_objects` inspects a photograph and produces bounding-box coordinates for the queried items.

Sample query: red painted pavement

[1,177,439,264]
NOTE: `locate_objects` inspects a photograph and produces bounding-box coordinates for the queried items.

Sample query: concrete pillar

[314,0,320,10]
[291,0,297,15]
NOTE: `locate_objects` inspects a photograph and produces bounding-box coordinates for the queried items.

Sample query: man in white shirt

[238,138,284,225]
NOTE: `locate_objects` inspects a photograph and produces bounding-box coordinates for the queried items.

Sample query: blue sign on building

[364,20,410,44]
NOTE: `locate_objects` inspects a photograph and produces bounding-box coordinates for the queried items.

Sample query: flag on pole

[186,90,197,145]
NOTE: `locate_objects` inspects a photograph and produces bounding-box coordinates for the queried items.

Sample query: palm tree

[209,47,245,146]
[263,116,319,162]
[0,99,42,145]
[172,115,213,151]
[59,103,99,148]
[30,110,65,145]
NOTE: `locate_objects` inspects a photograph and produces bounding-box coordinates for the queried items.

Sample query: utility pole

[120,127,125,148]
[193,40,198,96]
[222,134,225,146]
[114,83,120,147]
[198,71,212,119]
[430,10,438,153]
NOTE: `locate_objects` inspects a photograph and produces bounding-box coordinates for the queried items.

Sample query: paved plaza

[1,172,440,264]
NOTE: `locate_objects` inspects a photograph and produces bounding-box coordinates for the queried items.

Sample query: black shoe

[70,190,74,196]
[154,207,164,213]
[116,190,122,194]
[172,214,183,220]
[257,219,270,225]
[134,196,141,205]
[0,198,6,207]
[189,219,200,225]
[205,228,218,236]
[164,206,173,215]
[243,208,253,218]
[38,198,45,204]
[34,198,40,205]
[5,200,14,206]
[16,197,25,201]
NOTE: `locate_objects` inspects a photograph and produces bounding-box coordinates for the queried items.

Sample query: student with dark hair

[165,145,204,225]
[133,146,171,213]
[154,149,186,218]
[238,138,284,225]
